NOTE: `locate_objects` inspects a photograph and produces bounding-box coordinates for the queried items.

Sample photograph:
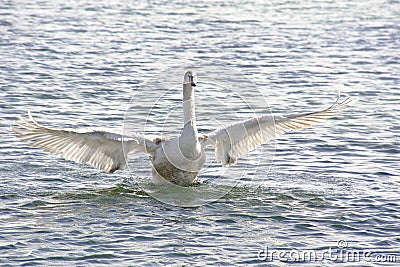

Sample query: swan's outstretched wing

[204,96,351,166]
[11,111,157,173]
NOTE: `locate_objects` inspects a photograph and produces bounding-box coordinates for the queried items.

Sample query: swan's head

[183,70,197,87]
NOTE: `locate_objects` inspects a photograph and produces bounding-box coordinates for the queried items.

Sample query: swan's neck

[182,84,198,140]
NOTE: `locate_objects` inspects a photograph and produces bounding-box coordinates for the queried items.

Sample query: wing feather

[11,111,157,173]
[204,96,351,166]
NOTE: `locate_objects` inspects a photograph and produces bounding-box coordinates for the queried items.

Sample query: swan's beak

[189,75,197,87]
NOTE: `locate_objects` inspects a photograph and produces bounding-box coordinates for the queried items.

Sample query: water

[1,0,399,265]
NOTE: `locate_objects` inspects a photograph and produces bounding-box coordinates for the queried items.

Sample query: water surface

[1,0,399,265]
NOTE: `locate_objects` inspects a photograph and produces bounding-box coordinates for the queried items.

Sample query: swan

[11,70,351,187]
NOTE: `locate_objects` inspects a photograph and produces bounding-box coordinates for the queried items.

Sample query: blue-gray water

[1,0,399,266]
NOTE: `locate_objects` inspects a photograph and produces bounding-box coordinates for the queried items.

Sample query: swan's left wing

[203,96,351,166]
[11,111,157,173]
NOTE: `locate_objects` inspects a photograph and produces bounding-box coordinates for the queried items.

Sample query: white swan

[11,70,350,186]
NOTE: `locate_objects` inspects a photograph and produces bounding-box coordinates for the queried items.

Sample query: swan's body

[151,137,206,186]
[11,71,350,187]
[149,73,207,186]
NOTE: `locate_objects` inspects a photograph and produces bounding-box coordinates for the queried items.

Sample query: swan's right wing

[11,111,157,173]
[204,96,351,166]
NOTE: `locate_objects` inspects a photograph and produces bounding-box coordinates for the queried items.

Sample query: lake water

[1,0,399,266]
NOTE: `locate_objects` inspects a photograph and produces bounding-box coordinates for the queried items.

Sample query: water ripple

[1,0,399,265]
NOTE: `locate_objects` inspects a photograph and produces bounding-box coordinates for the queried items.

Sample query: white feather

[11,111,156,173]
[205,96,351,166]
